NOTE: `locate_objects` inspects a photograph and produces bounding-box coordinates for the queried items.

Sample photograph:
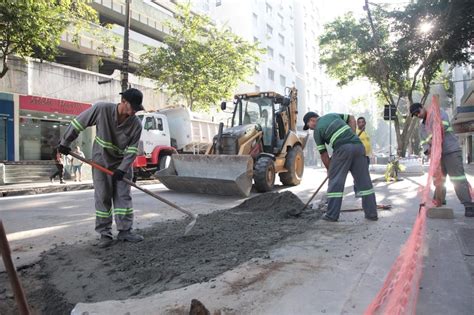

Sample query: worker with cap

[58,88,145,248]
[410,102,473,217]
[303,111,378,221]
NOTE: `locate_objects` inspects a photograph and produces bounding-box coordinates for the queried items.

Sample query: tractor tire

[254,156,275,192]
[279,145,304,186]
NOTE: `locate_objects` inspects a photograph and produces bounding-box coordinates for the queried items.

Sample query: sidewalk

[0,178,160,197]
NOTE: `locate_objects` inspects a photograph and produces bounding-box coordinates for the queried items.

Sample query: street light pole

[121,0,131,92]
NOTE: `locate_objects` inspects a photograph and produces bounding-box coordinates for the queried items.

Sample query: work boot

[117,230,144,243]
[465,206,474,217]
[365,215,379,221]
[322,214,338,222]
[97,235,114,248]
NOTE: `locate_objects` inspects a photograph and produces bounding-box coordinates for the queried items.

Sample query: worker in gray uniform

[410,103,473,217]
[58,88,145,248]
[303,112,378,221]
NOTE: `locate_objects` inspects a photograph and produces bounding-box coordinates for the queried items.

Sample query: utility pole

[121,0,131,92]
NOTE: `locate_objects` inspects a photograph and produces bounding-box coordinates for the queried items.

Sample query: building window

[268,68,274,80]
[279,54,285,65]
[216,0,222,6]
[278,34,285,46]
[253,36,259,43]
[253,13,258,27]
[280,75,286,86]
[266,3,272,15]
[255,85,261,92]
[267,46,274,58]
[266,24,273,36]
[278,13,283,26]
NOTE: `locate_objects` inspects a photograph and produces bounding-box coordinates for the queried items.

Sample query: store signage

[19,95,90,115]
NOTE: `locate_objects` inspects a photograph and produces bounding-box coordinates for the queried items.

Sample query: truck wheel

[159,154,172,170]
[279,145,304,186]
[254,156,275,192]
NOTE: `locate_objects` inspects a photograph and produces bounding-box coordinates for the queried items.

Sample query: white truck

[133,107,220,178]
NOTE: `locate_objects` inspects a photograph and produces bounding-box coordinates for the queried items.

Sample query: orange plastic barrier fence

[365,97,443,315]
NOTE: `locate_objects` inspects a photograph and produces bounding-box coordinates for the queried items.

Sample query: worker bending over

[303,112,378,221]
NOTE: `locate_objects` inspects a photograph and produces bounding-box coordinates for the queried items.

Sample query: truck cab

[133,112,176,179]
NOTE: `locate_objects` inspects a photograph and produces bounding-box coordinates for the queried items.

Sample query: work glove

[112,169,126,181]
[57,144,71,155]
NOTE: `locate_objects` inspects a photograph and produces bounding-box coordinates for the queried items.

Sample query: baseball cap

[303,111,319,130]
[409,103,423,117]
[120,88,144,112]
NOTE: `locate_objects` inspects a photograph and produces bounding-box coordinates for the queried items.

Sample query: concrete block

[427,207,454,219]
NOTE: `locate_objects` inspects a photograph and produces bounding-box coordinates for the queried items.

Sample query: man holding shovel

[410,102,473,217]
[303,112,378,222]
[58,88,145,248]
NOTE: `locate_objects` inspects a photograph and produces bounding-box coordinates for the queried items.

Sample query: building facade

[0,0,180,162]
[452,48,474,164]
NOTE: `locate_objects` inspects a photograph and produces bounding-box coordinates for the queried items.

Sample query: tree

[319,0,474,156]
[0,0,98,79]
[140,4,264,111]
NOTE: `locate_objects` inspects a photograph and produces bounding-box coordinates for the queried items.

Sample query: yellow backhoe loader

[155,87,308,197]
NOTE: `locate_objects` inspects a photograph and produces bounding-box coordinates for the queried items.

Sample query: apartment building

[193,0,324,117]
[0,0,178,162]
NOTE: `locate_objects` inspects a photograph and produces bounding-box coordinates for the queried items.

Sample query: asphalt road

[1,167,473,314]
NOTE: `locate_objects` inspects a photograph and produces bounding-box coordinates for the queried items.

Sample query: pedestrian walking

[50,146,66,184]
[303,111,378,222]
[70,145,85,182]
[58,88,145,248]
[410,102,473,217]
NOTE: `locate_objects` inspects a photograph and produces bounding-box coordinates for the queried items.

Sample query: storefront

[19,95,92,161]
[0,93,15,161]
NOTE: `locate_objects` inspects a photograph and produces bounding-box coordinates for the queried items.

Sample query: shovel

[69,151,197,235]
[285,176,329,217]
[302,176,329,211]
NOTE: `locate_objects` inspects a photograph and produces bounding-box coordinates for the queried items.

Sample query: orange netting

[365,96,443,315]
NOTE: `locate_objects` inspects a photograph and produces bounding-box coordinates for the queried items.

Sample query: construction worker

[353,116,372,198]
[303,112,378,221]
[410,103,473,217]
[58,88,145,248]
[356,117,372,166]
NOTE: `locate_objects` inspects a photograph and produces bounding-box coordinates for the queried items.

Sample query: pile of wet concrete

[0,191,321,314]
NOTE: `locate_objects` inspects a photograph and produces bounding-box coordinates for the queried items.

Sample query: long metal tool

[302,176,329,211]
[0,220,31,315]
[69,151,197,235]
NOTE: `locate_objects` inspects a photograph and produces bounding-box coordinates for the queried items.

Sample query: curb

[0,180,161,198]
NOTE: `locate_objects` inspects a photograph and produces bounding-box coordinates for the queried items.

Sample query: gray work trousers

[434,150,472,206]
[326,143,377,220]
[93,167,134,236]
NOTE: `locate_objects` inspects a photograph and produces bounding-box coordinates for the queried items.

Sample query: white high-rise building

[191,0,324,124]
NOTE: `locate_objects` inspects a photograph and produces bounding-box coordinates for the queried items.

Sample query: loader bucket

[155,155,254,197]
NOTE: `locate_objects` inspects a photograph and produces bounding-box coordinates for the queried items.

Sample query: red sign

[20,95,91,115]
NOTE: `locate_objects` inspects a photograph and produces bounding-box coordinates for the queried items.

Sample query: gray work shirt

[61,102,142,171]
[419,109,460,155]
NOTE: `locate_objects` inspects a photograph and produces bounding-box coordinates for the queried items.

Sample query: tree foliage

[319,0,474,156]
[140,4,264,111]
[0,0,98,79]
